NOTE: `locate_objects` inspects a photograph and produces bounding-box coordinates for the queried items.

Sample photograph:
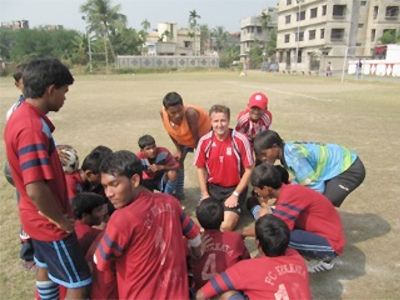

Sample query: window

[295,31,304,42]
[322,5,327,16]
[371,29,376,41]
[284,34,290,43]
[287,0,292,5]
[257,27,262,33]
[297,49,302,63]
[333,5,346,18]
[331,28,345,41]
[184,41,191,48]
[361,1,367,6]
[373,6,378,19]
[285,15,291,24]
[386,6,399,19]
[296,11,306,21]
[279,51,284,63]
[358,24,364,28]
[309,30,316,40]
[320,29,325,39]
[310,8,318,18]
[356,43,362,46]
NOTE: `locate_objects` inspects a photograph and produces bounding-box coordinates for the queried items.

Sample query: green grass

[1,71,399,299]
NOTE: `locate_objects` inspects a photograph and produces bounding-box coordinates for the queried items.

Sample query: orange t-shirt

[162,104,211,148]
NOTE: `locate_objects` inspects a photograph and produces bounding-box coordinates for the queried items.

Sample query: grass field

[1,70,399,299]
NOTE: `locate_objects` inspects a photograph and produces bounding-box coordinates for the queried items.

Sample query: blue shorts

[32,233,92,288]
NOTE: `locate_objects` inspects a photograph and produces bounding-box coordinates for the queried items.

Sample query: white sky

[0,0,277,33]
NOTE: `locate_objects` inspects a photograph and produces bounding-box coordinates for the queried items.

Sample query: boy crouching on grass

[136,134,180,195]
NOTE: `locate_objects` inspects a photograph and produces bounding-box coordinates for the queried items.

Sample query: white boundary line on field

[223,81,338,102]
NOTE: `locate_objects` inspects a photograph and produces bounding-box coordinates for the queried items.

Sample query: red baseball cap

[248,92,268,110]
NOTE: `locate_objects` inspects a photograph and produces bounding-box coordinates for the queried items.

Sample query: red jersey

[4,101,71,241]
[136,147,180,180]
[65,171,83,202]
[190,230,250,290]
[199,248,311,300]
[94,190,200,300]
[74,221,103,256]
[235,109,272,143]
[194,129,254,187]
[274,184,345,255]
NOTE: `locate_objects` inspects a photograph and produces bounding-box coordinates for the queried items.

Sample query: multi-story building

[144,22,201,56]
[0,20,29,30]
[276,0,400,72]
[240,7,278,60]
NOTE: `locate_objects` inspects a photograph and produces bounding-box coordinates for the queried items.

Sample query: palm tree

[213,26,229,52]
[80,0,127,70]
[141,19,151,32]
[189,10,201,55]
[259,11,271,51]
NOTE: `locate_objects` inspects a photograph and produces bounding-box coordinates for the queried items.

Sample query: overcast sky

[0,0,277,33]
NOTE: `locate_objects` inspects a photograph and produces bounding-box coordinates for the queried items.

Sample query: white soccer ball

[60,147,79,174]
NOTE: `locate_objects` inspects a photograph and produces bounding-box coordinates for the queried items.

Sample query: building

[0,20,29,30]
[143,22,201,56]
[240,7,278,60]
[276,0,400,73]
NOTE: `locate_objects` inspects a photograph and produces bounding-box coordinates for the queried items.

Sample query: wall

[116,56,220,69]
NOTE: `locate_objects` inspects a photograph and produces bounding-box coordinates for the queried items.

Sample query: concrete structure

[143,22,201,56]
[1,20,29,30]
[276,0,400,73]
[240,7,278,60]
[116,55,219,69]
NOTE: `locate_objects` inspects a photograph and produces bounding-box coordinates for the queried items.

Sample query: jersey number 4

[201,253,217,281]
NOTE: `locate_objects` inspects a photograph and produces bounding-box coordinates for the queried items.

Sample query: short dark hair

[99,150,143,181]
[138,135,156,149]
[274,165,290,184]
[253,130,284,155]
[251,163,282,190]
[90,145,112,157]
[13,63,27,82]
[82,151,106,174]
[163,92,183,108]
[71,192,106,220]
[209,104,230,120]
[255,214,290,257]
[196,198,224,230]
[23,58,74,99]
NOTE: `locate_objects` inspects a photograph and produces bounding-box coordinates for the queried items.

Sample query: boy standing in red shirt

[95,150,202,299]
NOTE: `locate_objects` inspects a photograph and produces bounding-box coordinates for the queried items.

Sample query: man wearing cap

[236,92,273,144]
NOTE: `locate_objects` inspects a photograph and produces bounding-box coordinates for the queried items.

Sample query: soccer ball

[60,147,79,174]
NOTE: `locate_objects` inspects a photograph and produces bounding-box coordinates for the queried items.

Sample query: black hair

[71,192,106,220]
[251,163,283,190]
[23,58,74,99]
[255,214,290,257]
[81,151,106,174]
[274,165,290,184]
[138,135,156,149]
[163,92,183,108]
[13,63,27,82]
[196,198,224,230]
[253,130,284,156]
[99,150,143,181]
[90,145,112,157]
[209,104,230,120]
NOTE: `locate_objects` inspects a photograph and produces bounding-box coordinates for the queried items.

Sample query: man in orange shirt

[160,92,210,200]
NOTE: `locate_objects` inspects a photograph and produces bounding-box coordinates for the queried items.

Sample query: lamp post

[295,0,303,71]
[81,16,93,73]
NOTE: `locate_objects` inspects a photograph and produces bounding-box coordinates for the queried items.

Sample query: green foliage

[379,29,397,44]
[249,40,263,69]
[199,24,210,54]
[213,26,229,52]
[110,27,143,55]
[219,44,240,68]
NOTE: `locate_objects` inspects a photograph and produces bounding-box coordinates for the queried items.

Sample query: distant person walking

[326,62,333,77]
[356,59,363,79]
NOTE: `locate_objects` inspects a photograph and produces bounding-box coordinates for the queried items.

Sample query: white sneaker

[306,259,335,273]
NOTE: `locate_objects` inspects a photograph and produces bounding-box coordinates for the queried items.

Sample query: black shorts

[32,233,92,288]
[207,183,248,215]
[324,157,366,207]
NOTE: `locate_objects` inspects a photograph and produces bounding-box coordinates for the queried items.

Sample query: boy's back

[95,190,199,299]
[191,230,250,290]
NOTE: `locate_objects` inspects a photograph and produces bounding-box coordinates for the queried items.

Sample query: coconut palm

[80,0,127,70]
[189,10,200,55]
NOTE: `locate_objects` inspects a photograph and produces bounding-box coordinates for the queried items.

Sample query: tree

[379,29,398,44]
[80,0,127,70]
[213,26,229,52]
[189,10,200,55]
[199,24,211,54]
[141,19,151,32]
[259,11,271,51]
